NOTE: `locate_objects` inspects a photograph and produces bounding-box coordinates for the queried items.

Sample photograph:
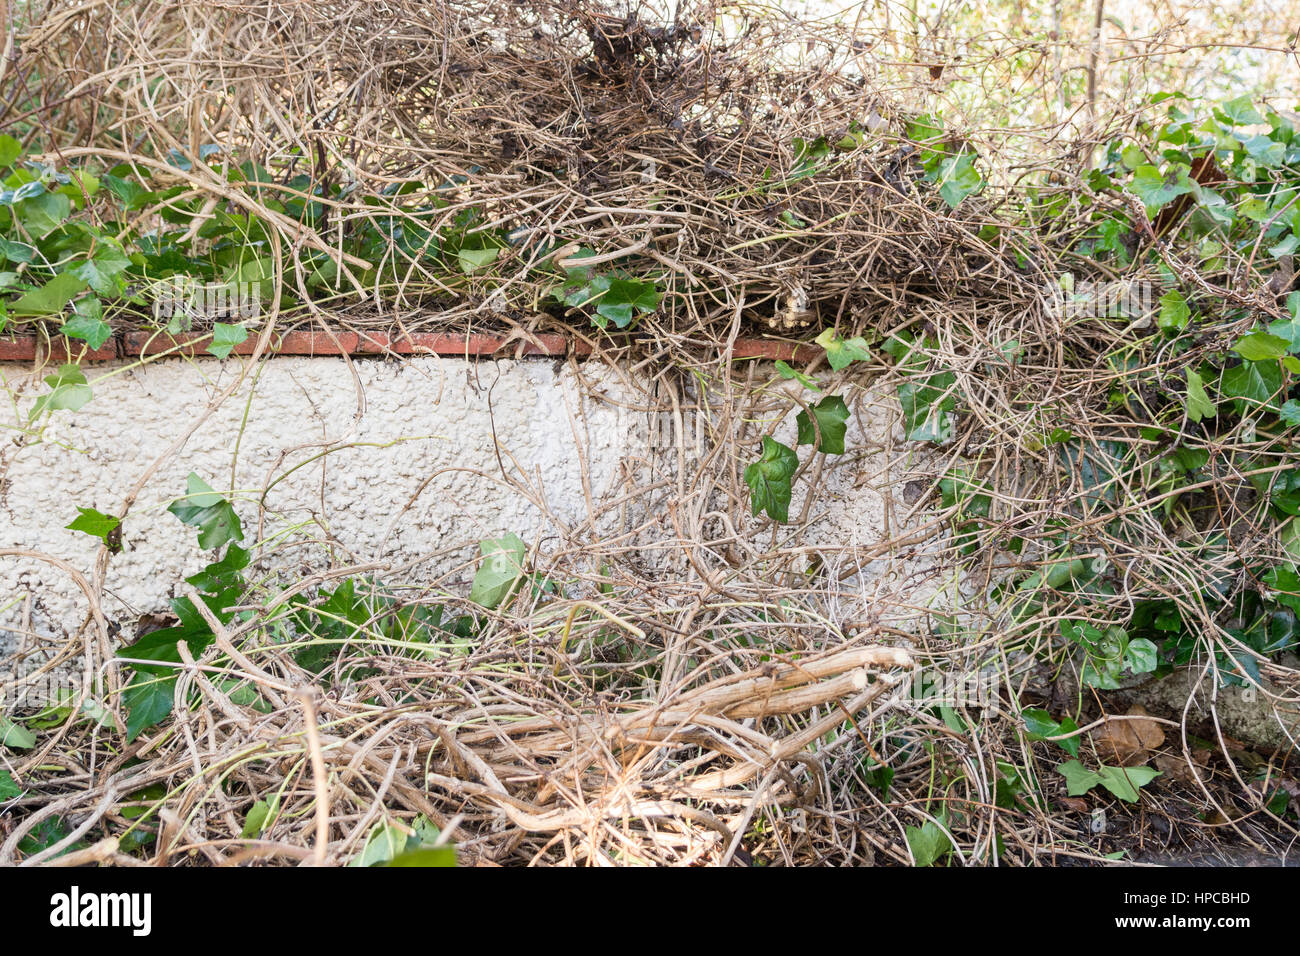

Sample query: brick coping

[0,329,820,364]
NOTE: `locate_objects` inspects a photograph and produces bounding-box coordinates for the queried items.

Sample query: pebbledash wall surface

[0,341,936,670]
[2,344,1295,751]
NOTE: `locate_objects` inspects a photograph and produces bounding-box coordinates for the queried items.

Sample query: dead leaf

[1203,805,1243,826]
[1059,796,1090,813]
[1091,704,1165,766]
[1154,753,1201,785]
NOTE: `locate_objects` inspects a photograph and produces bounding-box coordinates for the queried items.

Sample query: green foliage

[240,798,279,839]
[0,134,680,350]
[1129,164,1195,213]
[119,480,249,739]
[1221,359,1282,415]
[1184,369,1215,422]
[908,114,985,208]
[795,395,849,454]
[65,506,120,543]
[757,343,863,522]
[744,435,799,522]
[938,466,992,555]
[555,250,661,330]
[117,473,493,738]
[29,363,92,419]
[883,333,958,442]
[62,298,112,349]
[774,359,820,391]
[208,321,248,359]
[905,817,953,866]
[1088,95,1300,266]
[289,576,372,673]
[470,533,527,609]
[0,769,21,800]
[1233,331,1291,362]
[17,817,84,860]
[167,473,243,550]
[349,817,455,867]
[1057,760,1161,802]
[0,715,36,749]
[814,327,871,371]
[1061,619,1157,689]
[1021,708,1080,758]
[289,575,475,674]
[1157,289,1190,332]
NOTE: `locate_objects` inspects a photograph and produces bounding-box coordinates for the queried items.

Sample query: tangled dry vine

[1,0,1298,865]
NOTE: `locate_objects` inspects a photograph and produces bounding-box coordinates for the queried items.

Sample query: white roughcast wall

[0,355,935,657]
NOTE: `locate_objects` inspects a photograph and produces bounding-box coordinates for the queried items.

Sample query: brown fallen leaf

[1154,753,1202,786]
[1203,805,1243,826]
[1091,704,1165,766]
[1058,796,1090,813]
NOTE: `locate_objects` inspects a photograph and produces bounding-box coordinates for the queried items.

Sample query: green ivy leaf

[380,846,457,867]
[938,467,992,515]
[1185,369,1216,422]
[1280,400,1300,427]
[0,769,21,800]
[168,473,244,550]
[208,322,248,359]
[62,298,111,350]
[186,543,249,594]
[66,506,120,543]
[0,180,44,206]
[0,236,35,264]
[775,360,821,391]
[29,364,92,419]
[1021,708,1057,738]
[1124,638,1158,674]
[1130,164,1195,211]
[1282,520,1300,568]
[1022,708,1081,757]
[455,245,499,274]
[1269,234,1300,258]
[814,327,871,371]
[10,270,88,316]
[561,270,607,309]
[1221,360,1283,414]
[240,798,278,839]
[0,716,36,750]
[100,173,154,210]
[594,277,659,330]
[1157,289,1190,332]
[17,817,84,859]
[1059,760,1160,801]
[795,395,850,454]
[1095,765,1161,802]
[1267,295,1300,352]
[469,533,526,609]
[936,151,984,208]
[905,819,952,867]
[1057,759,1102,796]
[15,191,71,237]
[349,820,453,867]
[73,241,132,295]
[0,134,21,168]
[1219,95,1264,126]
[743,436,799,523]
[122,671,176,742]
[897,369,957,442]
[1233,331,1290,361]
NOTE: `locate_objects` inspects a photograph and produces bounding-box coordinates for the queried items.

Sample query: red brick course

[0,330,818,363]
